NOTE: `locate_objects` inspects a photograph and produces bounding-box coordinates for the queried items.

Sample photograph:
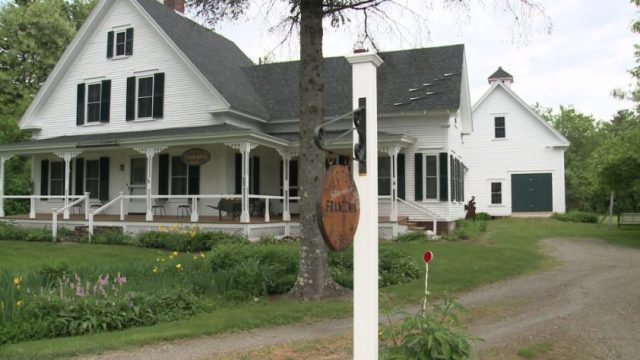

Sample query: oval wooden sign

[182,148,210,166]
[317,165,360,251]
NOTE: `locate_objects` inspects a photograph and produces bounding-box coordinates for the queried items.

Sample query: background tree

[0,0,95,214]
[187,0,550,300]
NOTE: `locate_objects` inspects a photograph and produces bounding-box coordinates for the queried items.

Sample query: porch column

[226,142,256,223]
[54,151,82,220]
[386,146,400,222]
[0,155,13,218]
[133,146,167,221]
[276,150,295,222]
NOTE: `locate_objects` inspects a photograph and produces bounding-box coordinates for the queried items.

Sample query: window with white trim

[171,156,187,195]
[86,83,102,123]
[378,157,391,196]
[494,116,506,138]
[137,76,154,118]
[85,160,100,199]
[424,155,438,200]
[491,182,502,204]
[50,161,64,196]
[115,30,126,57]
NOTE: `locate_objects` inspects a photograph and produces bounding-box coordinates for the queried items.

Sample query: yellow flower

[193,255,198,260]
[199,252,206,258]
[169,254,175,260]
[172,251,179,257]
[13,276,22,287]
[160,258,165,262]
[152,266,159,274]
[175,263,183,271]
[16,300,24,308]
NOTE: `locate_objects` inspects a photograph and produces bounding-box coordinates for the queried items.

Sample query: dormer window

[107,28,134,59]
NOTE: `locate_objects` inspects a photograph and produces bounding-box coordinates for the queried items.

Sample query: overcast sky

[209,0,638,121]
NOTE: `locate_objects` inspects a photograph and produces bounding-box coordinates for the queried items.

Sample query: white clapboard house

[0,0,473,239]
[464,68,569,216]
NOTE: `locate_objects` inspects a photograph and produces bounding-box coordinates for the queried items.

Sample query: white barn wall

[31,0,226,139]
[465,85,567,215]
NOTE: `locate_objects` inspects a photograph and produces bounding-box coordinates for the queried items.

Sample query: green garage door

[511,173,553,212]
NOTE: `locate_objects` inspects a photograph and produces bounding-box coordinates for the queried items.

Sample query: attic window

[494,117,506,138]
[107,28,134,59]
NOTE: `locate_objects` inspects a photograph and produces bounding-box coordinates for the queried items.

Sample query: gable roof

[245,45,465,120]
[472,81,570,147]
[135,0,270,119]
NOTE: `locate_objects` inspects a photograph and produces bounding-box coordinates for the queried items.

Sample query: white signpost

[347,50,383,360]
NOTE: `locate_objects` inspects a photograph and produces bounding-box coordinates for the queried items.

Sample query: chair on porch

[177,198,192,217]
[152,199,166,216]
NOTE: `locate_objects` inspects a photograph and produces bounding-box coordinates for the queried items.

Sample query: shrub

[551,211,599,223]
[0,223,28,241]
[380,296,478,359]
[445,220,488,241]
[90,229,132,245]
[0,288,201,345]
[330,247,421,288]
[395,231,428,242]
[475,212,492,221]
[209,244,299,297]
[137,230,247,252]
[38,262,71,287]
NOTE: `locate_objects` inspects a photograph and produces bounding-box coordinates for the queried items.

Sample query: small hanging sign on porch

[182,148,210,166]
[317,165,360,251]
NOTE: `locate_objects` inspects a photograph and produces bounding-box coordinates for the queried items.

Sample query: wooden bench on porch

[619,213,640,227]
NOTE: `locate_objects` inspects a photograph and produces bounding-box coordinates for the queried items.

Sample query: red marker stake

[422,251,433,313]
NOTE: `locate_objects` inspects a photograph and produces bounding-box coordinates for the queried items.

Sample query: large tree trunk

[288,0,345,300]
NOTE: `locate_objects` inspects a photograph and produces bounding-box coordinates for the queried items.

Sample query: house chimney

[164,0,185,14]
[488,66,514,88]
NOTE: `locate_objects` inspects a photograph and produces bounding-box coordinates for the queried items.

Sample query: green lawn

[0,241,166,272]
[0,218,638,359]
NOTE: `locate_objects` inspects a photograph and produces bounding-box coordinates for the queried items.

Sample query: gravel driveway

[80,238,640,360]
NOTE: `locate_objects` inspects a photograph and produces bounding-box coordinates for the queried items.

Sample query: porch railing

[52,192,90,241]
[84,193,287,235]
[2,195,81,219]
[397,197,439,234]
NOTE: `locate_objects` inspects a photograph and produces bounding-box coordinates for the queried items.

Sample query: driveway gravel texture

[80,238,640,360]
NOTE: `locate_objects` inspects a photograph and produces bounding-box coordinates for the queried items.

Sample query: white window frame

[136,75,154,120]
[84,159,100,200]
[49,161,65,197]
[490,181,503,205]
[423,153,439,201]
[85,82,102,123]
[114,29,127,58]
[493,116,507,139]
[170,155,188,196]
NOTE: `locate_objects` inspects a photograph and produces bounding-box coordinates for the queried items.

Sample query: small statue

[465,196,476,220]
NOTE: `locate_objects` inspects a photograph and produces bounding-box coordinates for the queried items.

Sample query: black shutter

[414,153,423,201]
[252,157,260,194]
[40,160,49,198]
[100,80,111,123]
[75,158,84,195]
[234,153,242,194]
[449,155,455,203]
[461,162,465,202]
[152,72,164,118]
[457,159,462,202]
[439,152,448,201]
[106,31,114,58]
[125,27,134,56]
[188,165,200,195]
[279,161,283,196]
[67,161,73,195]
[398,153,405,200]
[76,83,85,126]
[99,157,110,202]
[126,76,136,121]
[158,154,169,196]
